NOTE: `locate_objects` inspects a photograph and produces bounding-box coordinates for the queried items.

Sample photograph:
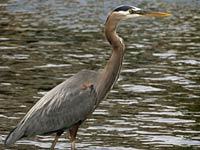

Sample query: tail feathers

[4,126,25,146]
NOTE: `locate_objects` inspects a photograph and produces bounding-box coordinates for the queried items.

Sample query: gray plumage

[5,69,98,145]
[5,5,171,149]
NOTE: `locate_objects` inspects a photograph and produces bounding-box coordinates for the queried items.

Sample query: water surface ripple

[0,0,200,150]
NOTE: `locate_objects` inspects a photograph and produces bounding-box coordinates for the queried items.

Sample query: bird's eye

[129,9,135,14]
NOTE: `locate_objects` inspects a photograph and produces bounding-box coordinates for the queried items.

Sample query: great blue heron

[5,5,171,150]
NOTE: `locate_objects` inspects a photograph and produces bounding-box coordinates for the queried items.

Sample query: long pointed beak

[144,12,172,17]
[139,10,172,17]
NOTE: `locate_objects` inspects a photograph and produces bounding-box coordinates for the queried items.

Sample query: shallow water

[0,0,200,150]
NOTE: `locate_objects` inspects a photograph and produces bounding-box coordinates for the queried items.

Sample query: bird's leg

[69,122,80,150]
[51,135,59,150]
[51,131,63,150]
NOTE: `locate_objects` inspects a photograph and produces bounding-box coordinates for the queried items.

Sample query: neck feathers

[96,14,125,101]
[105,14,124,49]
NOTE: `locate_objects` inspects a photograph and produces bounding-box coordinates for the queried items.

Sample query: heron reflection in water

[5,5,171,150]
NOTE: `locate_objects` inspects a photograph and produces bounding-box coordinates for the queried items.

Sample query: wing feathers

[5,69,98,145]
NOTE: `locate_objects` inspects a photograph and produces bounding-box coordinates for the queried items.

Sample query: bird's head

[107,5,171,23]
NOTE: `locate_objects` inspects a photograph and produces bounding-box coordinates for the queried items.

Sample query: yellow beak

[142,12,172,17]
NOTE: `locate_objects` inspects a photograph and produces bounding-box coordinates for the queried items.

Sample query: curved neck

[96,16,125,101]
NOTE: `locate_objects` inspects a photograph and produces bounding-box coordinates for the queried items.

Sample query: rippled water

[0,0,200,150]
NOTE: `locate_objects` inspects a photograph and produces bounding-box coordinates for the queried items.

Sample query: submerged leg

[69,122,81,150]
[51,130,64,150]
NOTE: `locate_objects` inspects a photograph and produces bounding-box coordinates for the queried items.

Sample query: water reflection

[0,0,200,150]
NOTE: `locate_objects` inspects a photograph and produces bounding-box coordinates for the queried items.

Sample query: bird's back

[5,69,99,145]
